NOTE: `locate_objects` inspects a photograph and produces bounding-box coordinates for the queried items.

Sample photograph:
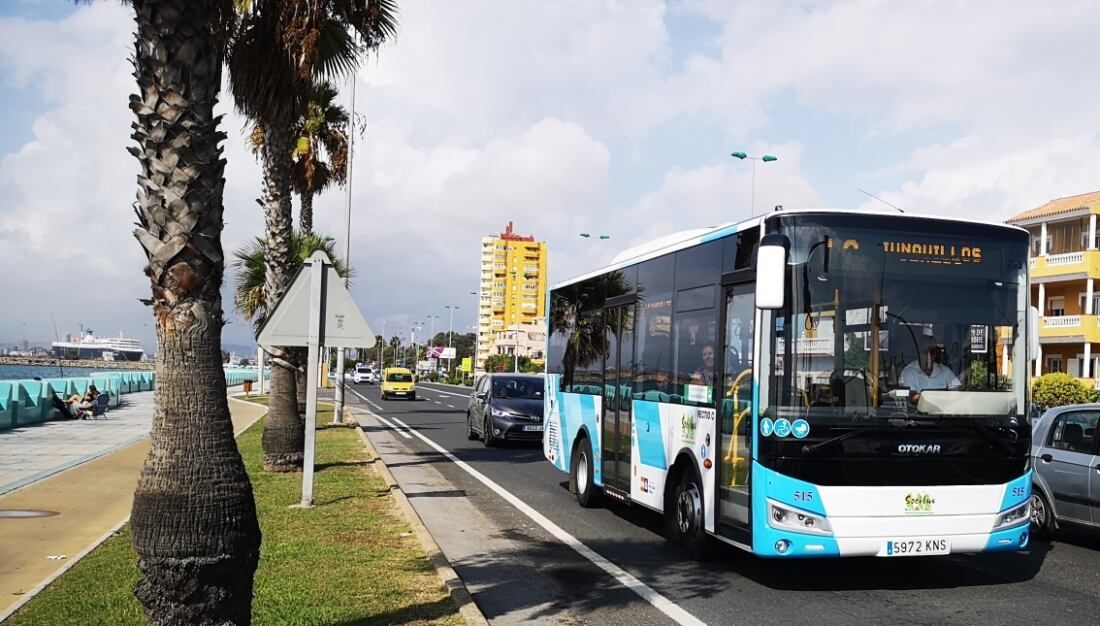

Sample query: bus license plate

[523,425,544,432]
[880,538,950,557]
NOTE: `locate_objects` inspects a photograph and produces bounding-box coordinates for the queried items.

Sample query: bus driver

[900,334,961,400]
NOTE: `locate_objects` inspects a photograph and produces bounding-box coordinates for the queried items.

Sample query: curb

[351,408,490,626]
[0,396,268,625]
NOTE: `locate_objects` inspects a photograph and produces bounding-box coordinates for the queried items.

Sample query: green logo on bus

[904,492,935,514]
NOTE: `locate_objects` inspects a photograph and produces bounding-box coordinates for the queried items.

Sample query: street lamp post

[469,291,478,377]
[730,151,777,215]
[332,75,358,425]
[445,305,459,374]
[379,320,387,369]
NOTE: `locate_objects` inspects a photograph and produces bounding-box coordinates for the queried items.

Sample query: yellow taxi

[381,367,416,401]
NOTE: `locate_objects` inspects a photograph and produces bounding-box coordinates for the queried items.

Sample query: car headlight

[491,406,517,418]
[994,501,1030,529]
[767,500,833,536]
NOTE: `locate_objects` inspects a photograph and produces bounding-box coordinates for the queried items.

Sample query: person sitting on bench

[58,385,99,420]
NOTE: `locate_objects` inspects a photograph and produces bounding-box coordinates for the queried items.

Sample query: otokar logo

[897,443,942,454]
[905,492,936,514]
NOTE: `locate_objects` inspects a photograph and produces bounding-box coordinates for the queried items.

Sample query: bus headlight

[993,501,1030,529]
[767,500,833,536]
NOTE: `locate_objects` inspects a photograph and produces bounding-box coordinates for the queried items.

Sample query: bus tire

[666,464,708,560]
[572,437,603,508]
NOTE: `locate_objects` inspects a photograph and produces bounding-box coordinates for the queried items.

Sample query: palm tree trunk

[260,116,305,472]
[299,191,314,234]
[127,1,260,623]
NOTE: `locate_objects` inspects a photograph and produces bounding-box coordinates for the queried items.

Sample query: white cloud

[4,0,1100,350]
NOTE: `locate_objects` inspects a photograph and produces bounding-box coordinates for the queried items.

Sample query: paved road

[348,381,1100,626]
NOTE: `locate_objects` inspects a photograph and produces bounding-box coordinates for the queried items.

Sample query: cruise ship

[51,328,146,362]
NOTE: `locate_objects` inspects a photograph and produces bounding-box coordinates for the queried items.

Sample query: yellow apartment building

[476,222,548,371]
[1007,190,1100,384]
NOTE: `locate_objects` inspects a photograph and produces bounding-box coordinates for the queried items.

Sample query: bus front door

[602,304,635,493]
[718,282,755,542]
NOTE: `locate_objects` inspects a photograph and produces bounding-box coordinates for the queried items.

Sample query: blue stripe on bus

[634,401,668,470]
[984,524,1029,552]
[751,461,840,557]
[998,470,1032,512]
[578,394,602,485]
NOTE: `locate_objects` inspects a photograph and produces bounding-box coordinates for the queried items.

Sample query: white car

[353,365,376,384]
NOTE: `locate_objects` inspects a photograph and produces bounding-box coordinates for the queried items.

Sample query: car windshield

[768,214,1028,424]
[492,377,544,400]
[387,373,413,383]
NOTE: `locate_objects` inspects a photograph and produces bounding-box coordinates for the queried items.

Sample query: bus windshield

[768,214,1029,424]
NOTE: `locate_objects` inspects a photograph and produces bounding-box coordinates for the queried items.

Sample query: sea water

[0,364,105,381]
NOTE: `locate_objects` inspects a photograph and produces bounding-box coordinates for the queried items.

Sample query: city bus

[543,208,1035,558]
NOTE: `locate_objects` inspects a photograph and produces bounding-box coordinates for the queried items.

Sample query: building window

[1046,356,1063,373]
[1047,296,1065,317]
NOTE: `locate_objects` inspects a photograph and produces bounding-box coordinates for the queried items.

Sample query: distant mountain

[223,342,258,356]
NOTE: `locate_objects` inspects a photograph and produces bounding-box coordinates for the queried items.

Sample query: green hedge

[1032,373,1092,410]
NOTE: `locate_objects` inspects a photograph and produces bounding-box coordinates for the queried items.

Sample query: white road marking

[379,413,705,626]
[418,385,469,399]
[446,404,457,409]
[372,413,413,439]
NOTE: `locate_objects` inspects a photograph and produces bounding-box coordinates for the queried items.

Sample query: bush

[1032,373,1092,410]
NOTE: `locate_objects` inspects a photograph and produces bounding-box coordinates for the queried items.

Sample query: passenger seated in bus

[900,336,961,400]
[692,344,716,386]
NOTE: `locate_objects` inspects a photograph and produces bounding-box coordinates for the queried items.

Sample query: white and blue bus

[543,208,1035,558]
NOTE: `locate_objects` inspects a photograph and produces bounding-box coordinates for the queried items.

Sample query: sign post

[257,251,375,508]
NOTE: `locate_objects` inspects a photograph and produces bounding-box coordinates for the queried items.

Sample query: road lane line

[446,404,456,409]
[383,415,705,626]
[373,413,413,439]
[348,389,397,424]
[418,386,468,398]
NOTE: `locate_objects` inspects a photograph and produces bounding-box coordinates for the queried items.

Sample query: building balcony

[1039,314,1100,343]
[1029,249,1100,280]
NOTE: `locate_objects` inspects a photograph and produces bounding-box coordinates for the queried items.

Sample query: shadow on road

[555,480,1049,592]
[451,533,730,622]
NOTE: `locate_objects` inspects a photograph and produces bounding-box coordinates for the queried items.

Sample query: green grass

[8,397,463,626]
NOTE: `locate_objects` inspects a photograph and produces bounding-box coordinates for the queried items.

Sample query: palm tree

[292,81,349,234]
[228,0,397,471]
[247,81,348,235]
[118,0,260,622]
[232,231,351,471]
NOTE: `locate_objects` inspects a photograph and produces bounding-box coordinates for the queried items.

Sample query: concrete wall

[0,368,269,431]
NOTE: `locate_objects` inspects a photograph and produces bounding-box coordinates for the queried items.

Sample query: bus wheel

[572,437,603,508]
[666,467,708,560]
[1030,489,1053,538]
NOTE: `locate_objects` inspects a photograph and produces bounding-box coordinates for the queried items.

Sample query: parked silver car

[1031,404,1100,535]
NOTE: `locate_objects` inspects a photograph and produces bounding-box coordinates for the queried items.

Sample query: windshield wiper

[800,425,880,456]
[941,420,1019,456]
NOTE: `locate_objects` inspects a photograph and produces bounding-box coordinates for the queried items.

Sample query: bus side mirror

[756,234,790,310]
[1029,305,1040,361]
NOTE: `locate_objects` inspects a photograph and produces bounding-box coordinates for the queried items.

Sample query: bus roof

[551,207,1026,291]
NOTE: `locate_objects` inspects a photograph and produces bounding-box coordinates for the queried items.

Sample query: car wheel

[382,393,388,401]
[571,437,603,508]
[466,412,479,440]
[1030,489,1053,538]
[665,466,709,560]
[410,393,416,401]
[482,417,497,447]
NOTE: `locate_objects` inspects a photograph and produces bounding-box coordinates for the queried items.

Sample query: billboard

[427,346,457,359]
[460,357,472,373]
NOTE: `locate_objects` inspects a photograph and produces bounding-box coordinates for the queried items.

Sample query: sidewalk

[0,393,266,618]
[0,392,155,496]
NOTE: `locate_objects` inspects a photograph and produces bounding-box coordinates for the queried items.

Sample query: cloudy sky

[2,0,1098,352]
